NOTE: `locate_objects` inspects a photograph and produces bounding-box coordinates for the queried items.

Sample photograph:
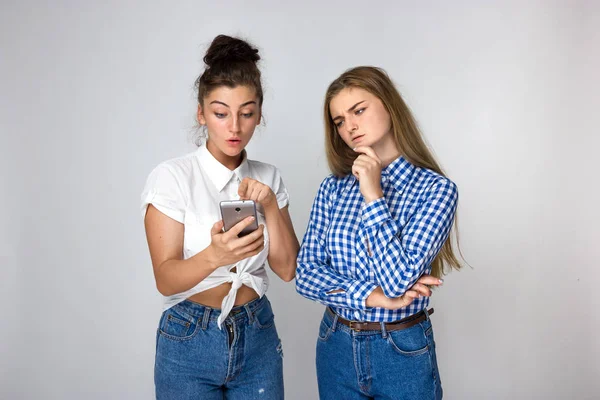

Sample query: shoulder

[414,167,458,201]
[144,151,198,190]
[247,158,279,176]
[316,173,352,201]
[154,151,197,176]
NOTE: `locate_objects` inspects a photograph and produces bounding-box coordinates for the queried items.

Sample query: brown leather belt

[327,307,434,332]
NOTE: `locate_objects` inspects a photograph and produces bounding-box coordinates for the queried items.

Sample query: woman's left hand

[238,177,277,210]
[352,146,384,204]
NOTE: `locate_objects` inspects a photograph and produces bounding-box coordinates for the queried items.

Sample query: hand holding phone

[207,200,265,268]
[219,200,259,237]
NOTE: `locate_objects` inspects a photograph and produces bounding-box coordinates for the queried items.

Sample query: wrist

[364,191,384,205]
[201,245,220,270]
[263,201,280,218]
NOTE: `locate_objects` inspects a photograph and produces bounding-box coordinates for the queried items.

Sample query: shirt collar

[196,145,251,192]
[382,155,415,192]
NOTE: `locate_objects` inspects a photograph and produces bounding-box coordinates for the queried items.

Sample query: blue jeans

[316,308,443,400]
[154,296,284,399]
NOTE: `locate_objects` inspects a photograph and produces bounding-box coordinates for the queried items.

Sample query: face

[198,85,261,161]
[329,87,392,149]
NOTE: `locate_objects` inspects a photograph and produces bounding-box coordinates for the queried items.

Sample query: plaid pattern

[296,156,458,322]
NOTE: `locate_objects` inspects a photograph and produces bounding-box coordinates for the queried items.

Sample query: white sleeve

[272,167,290,209]
[140,164,186,223]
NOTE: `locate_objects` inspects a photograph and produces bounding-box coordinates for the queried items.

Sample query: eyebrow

[332,100,366,122]
[209,100,257,108]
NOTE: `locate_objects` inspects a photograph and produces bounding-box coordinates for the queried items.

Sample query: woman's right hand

[207,217,265,268]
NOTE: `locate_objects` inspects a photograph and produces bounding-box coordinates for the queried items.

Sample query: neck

[372,133,401,167]
[206,139,243,171]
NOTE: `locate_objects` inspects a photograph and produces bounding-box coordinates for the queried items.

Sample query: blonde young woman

[296,66,462,400]
[142,35,298,399]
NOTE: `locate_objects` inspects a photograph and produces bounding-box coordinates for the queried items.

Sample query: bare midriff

[186,267,259,308]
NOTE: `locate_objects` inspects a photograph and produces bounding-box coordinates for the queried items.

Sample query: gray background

[2,1,599,399]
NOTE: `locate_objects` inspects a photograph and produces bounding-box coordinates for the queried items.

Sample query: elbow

[270,253,297,283]
[154,262,177,296]
[281,273,295,283]
[279,261,297,282]
[379,259,423,298]
[156,281,174,297]
[382,286,406,299]
[380,271,422,298]
[155,273,176,297]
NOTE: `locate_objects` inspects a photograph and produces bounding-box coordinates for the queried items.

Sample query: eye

[215,113,226,119]
[335,120,344,128]
[355,108,365,115]
[241,112,254,118]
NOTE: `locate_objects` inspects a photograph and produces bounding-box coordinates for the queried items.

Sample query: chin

[223,149,243,158]
[223,144,246,157]
[349,139,372,148]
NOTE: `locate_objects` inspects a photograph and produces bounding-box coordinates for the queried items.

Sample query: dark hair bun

[195,34,264,108]
[204,35,260,67]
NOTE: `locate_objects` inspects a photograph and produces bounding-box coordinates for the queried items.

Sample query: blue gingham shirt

[296,156,458,322]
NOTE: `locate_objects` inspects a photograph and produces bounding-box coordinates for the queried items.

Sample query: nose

[230,116,241,133]
[346,115,358,133]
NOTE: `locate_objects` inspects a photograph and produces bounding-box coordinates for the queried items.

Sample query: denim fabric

[316,308,442,400]
[154,296,284,399]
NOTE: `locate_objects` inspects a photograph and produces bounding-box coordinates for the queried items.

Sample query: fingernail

[439,279,444,284]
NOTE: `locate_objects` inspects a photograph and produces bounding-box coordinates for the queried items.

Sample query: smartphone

[219,200,259,237]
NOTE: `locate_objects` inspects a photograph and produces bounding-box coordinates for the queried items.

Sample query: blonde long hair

[323,66,463,277]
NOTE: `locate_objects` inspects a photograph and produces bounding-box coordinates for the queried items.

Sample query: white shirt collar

[196,145,251,192]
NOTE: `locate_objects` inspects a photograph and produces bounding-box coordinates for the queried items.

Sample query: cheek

[375,110,392,132]
[241,118,258,133]
[206,118,228,137]
[338,130,353,146]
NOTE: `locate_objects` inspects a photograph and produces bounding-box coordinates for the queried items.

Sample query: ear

[256,109,262,126]
[197,104,206,125]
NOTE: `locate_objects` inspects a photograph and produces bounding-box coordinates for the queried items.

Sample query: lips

[352,134,365,142]
[227,137,242,144]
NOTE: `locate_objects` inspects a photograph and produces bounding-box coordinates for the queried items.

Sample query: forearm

[366,180,458,297]
[154,246,219,296]
[264,205,299,282]
[362,199,422,297]
[372,230,422,298]
[295,259,379,310]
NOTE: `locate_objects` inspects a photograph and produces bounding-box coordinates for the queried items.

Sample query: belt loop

[423,308,430,321]
[201,307,212,330]
[243,303,254,324]
[331,313,339,332]
[380,321,388,338]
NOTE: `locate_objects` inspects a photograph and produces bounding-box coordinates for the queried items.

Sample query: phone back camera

[235,207,241,212]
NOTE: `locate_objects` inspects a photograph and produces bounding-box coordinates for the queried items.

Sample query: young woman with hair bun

[142,35,298,399]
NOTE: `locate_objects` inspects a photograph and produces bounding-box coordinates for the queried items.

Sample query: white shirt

[141,145,289,327]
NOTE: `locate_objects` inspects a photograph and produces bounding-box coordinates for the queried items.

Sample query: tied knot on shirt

[230,272,243,291]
